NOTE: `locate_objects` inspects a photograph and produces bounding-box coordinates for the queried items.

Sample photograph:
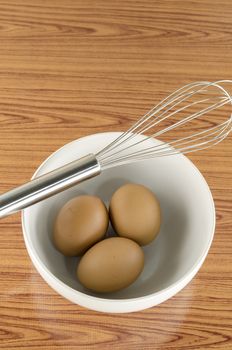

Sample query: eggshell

[53,195,109,256]
[77,237,144,293]
[109,183,161,245]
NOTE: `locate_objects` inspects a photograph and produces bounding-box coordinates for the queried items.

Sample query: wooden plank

[0,1,231,349]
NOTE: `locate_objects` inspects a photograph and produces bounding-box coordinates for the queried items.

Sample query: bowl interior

[23,132,214,299]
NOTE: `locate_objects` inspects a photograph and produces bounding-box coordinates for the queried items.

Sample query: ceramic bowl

[22,132,215,313]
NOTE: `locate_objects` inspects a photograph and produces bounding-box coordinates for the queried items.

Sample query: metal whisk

[0,80,231,218]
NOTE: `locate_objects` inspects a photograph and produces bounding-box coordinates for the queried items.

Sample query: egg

[53,195,109,256]
[77,237,144,293]
[109,183,161,245]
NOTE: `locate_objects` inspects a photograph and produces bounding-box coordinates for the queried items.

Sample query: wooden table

[0,1,231,349]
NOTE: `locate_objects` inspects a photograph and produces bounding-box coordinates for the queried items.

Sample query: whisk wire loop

[97,81,232,169]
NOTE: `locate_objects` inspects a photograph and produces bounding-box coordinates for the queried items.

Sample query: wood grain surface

[0,0,231,349]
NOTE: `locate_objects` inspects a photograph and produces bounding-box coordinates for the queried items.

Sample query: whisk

[0,80,231,218]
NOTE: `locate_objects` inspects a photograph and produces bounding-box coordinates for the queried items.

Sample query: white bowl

[22,132,215,313]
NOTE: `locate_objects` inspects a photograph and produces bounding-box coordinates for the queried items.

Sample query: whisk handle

[0,154,101,219]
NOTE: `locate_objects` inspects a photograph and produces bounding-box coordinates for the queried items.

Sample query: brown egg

[77,237,144,293]
[53,195,109,256]
[109,183,161,245]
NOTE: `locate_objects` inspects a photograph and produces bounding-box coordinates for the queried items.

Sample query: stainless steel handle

[0,153,101,219]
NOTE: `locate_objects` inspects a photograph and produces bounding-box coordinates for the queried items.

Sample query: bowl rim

[22,131,216,304]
